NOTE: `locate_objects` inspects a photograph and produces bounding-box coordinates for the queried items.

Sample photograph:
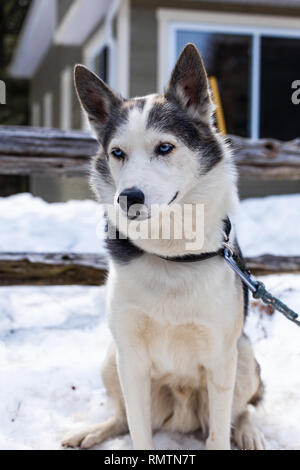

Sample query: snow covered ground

[0,193,105,254]
[1,192,300,256]
[0,193,300,450]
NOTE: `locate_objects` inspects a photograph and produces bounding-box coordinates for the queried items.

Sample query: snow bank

[0,192,299,256]
[236,194,300,256]
[0,193,105,253]
[0,276,300,450]
[0,193,300,450]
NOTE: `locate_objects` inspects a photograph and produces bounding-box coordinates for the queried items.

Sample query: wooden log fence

[0,126,299,285]
[1,126,300,179]
[0,253,299,286]
[0,253,108,286]
[0,126,98,177]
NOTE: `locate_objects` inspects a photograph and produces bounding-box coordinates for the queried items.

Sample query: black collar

[156,217,231,263]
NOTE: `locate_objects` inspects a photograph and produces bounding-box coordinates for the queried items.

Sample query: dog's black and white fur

[62,44,265,450]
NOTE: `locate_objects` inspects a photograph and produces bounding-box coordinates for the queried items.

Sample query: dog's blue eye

[157,143,174,155]
[111,148,124,159]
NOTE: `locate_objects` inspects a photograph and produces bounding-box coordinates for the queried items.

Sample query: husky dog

[62,44,265,450]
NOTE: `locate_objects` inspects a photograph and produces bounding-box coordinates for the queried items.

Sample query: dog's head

[74,44,225,221]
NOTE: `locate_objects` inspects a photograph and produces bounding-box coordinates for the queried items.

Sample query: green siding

[29,46,92,201]
[130,7,157,96]
[131,0,300,17]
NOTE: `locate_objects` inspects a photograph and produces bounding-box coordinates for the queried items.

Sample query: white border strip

[251,34,261,140]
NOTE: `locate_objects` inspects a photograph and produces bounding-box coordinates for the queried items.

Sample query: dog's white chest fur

[107,254,243,381]
[142,317,211,384]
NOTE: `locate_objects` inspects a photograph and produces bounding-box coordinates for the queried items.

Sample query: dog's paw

[62,418,125,449]
[233,416,266,450]
[62,425,100,449]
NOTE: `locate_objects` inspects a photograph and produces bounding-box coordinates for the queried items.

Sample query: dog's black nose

[118,187,145,213]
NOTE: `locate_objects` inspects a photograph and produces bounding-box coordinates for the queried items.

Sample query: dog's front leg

[116,346,154,450]
[206,344,238,450]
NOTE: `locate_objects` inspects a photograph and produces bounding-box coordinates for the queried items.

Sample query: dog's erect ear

[74,65,122,138]
[165,44,213,123]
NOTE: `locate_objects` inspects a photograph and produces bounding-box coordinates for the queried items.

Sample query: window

[83,22,117,130]
[260,36,300,140]
[177,30,252,137]
[165,16,300,140]
[83,24,114,87]
[81,44,111,131]
[94,46,110,83]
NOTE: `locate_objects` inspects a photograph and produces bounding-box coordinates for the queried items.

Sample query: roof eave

[54,0,111,46]
[10,0,56,79]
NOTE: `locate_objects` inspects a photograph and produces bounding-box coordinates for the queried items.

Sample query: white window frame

[83,24,116,131]
[157,9,300,139]
[83,0,130,95]
[116,0,130,99]
[81,0,130,131]
[43,91,53,128]
[83,26,116,88]
[60,66,72,130]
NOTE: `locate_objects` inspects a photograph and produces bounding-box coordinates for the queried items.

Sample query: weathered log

[1,126,300,179]
[245,254,300,275]
[0,126,98,157]
[0,126,98,177]
[228,135,300,180]
[0,252,108,286]
[0,252,299,286]
[0,155,90,177]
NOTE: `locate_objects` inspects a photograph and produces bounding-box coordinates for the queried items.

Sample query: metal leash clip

[223,246,300,327]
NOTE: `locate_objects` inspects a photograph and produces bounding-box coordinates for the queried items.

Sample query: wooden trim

[116,0,130,98]
[60,67,73,130]
[157,8,300,32]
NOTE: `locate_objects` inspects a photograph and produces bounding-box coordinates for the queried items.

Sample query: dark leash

[157,218,300,327]
[222,246,300,327]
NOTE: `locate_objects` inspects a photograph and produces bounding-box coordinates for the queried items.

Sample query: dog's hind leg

[62,344,128,449]
[231,334,265,450]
